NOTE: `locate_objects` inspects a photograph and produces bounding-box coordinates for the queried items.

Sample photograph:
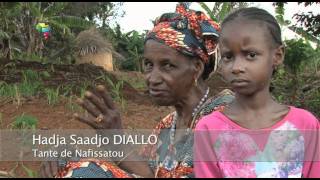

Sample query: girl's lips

[231,79,250,87]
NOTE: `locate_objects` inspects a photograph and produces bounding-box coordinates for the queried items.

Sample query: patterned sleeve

[192,89,234,128]
[138,112,175,171]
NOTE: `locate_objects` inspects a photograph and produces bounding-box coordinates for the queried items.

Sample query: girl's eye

[247,52,257,60]
[221,53,233,62]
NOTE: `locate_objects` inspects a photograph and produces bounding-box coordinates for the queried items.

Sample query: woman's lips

[149,89,168,97]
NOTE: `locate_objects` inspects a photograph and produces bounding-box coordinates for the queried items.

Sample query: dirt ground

[0,98,173,177]
[0,75,170,177]
[0,68,174,177]
[0,67,228,177]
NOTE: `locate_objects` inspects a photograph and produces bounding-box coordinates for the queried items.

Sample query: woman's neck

[174,83,207,129]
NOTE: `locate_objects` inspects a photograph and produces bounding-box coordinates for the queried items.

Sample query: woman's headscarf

[145,2,220,73]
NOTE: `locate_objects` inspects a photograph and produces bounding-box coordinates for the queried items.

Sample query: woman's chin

[151,96,175,106]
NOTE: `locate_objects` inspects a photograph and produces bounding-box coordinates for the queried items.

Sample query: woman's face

[143,40,198,106]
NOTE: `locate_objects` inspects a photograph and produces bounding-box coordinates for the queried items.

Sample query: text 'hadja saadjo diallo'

[32,134,158,148]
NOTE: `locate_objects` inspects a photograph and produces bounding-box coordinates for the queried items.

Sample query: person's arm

[302,115,320,178]
[75,85,155,177]
[116,150,155,178]
[38,148,155,178]
[39,85,155,177]
[96,131,155,177]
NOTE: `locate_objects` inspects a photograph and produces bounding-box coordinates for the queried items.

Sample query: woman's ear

[273,44,285,67]
[193,58,205,80]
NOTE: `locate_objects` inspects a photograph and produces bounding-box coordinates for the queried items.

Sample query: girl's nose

[231,57,245,74]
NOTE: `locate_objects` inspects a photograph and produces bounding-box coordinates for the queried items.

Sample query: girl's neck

[227,87,289,130]
[234,87,276,112]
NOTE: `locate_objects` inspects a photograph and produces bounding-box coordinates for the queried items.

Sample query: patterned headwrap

[145,2,221,72]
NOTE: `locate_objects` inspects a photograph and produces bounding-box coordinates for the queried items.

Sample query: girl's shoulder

[195,110,227,130]
[287,106,319,129]
[195,105,320,131]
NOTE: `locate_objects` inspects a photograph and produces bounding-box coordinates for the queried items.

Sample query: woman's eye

[144,61,153,70]
[163,63,174,70]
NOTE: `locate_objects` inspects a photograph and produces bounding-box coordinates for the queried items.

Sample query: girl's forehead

[221,19,267,35]
[220,20,271,46]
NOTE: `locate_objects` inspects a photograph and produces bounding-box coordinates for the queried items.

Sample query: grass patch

[0,70,43,99]
[65,95,84,113]
[114,72,146,91]
[0,82,16,97]
[10,113,38,129]
[44,87,60,106]
[21,163,37,178]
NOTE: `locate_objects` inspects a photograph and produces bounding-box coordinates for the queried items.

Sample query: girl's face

[219,19,284,95]
[143,40,200,106]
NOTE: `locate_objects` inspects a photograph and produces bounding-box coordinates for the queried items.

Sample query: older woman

[40,3,234,178]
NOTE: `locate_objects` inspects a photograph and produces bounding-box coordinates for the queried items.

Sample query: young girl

[194,7,319,178]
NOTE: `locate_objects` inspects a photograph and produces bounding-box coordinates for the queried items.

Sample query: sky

[109,2,319,44]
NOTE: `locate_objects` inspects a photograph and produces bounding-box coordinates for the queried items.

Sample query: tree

[273,2,320,45]
[284,39,313,75]
[273,2,291,27]
[293,2,320,38]
[0,2,23,59]
[124,30,145,72]
[0,2,94,62]
[101,24,145,71]
[63,2,125,28]
[198,2,249,23]
[21,2,94,57]
[272,39,320,114]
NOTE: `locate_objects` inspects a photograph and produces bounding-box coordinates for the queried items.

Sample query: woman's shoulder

[155,112,176,130]
[191,89,234,129]
[198,89,234,117]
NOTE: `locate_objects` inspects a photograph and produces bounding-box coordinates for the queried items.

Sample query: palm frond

[50,16,94,29]
[3,2,22,18]
[26,2,42,18]
[198,2,217,22]
[219,2,231,22]
[49,20,72,35]
[288,26,320,45]
[0,30,10,39]
[43,2,67,17]
[7,6,23,18]
[212,2,223,19]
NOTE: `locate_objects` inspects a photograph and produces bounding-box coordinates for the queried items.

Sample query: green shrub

[11,113,38,129]
[45,87,60,106]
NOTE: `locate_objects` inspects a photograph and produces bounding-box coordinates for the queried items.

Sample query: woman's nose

[146,69,162,85]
